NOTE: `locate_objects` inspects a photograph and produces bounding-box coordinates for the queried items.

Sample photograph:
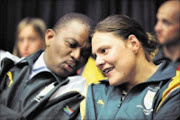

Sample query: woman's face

[92,31,136,86]
[17,25,44,57]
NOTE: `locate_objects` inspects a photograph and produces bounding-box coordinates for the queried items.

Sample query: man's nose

[71,48,81,61]
[154,21,161,32]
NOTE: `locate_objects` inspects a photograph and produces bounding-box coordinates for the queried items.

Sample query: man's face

[155,3,180,45]
[44,21,91,78]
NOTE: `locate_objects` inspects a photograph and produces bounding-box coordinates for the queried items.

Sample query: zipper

[10,66,31,109]
[112,93,124,119]
[10,81,28,109]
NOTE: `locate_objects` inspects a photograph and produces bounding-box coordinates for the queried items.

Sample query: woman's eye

[101,49,106,53]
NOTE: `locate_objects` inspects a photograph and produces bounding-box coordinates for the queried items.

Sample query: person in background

[84,15,179,119]
[13,17,46,58]
[154,0,180,69]
[0,13,94,120]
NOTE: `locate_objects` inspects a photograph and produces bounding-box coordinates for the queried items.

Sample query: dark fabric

[0,58,15,78]
[0,0,167,52]
[0,50,84,120]
[153,47,180,70]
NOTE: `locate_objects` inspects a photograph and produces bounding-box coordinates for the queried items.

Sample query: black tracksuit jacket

[0,50,84,120]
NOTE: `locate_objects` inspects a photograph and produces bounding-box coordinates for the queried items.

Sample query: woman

[13,17,46,57]
[85,15,179,119]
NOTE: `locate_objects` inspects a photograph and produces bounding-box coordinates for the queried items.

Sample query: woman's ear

[45,29,55,47]
[128,34,140,55]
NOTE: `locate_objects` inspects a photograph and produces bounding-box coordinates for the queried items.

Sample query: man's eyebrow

[66,38,79,44]
[66,38,77,42]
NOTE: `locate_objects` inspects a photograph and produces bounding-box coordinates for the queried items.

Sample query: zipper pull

[118,101,122,108]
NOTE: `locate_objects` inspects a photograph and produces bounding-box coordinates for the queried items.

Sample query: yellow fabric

[7,72,13,87]
[156,70,180,112]
[80,57,106,120]
[82,57,106,86]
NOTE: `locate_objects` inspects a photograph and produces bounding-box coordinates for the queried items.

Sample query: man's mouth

[65,61,76,73]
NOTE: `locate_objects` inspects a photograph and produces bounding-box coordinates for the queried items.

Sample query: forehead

[18,25,38,36]
[157,3,179,22]
[92,32,124,52]
[59,21,90,48]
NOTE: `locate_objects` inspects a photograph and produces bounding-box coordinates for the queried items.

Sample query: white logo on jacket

[137,86,159,115]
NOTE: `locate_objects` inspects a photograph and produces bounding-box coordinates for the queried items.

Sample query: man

[0,13,94,120]
[153,1,180,120]
[154,0,180,69]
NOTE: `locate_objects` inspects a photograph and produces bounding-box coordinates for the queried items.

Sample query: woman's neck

[125,58,158,93]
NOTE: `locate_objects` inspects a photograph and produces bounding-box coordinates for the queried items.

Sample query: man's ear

[45,29,55,47]
[128,34,140,54]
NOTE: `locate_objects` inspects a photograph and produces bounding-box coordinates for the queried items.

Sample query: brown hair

[13,17,47,57]
[94,15,158,61]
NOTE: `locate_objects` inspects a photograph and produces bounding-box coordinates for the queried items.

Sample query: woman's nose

[95,55,105,69]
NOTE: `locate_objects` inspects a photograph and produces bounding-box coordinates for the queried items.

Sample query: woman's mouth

[102,67,113,77]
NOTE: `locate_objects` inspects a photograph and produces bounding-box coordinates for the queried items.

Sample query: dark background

[0,0,167,53]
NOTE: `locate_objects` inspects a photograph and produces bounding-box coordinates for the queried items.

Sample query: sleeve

[0,104,26,120]
[154,91,180,120]
[0,58,15,93]
[0,58,25,120]
[154,70,180,120]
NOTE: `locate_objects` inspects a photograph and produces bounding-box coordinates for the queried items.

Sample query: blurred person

[84,15,179,119]
[13,17,46,58]
[154,0,180,69]
[0,13,94,120]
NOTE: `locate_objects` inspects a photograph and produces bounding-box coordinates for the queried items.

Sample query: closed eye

[66,41,77,48]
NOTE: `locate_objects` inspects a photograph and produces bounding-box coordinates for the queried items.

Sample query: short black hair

[53,13,94,35]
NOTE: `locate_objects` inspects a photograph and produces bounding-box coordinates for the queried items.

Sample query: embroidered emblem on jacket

[7,72,13,87]
[63,105,74,115]
[156,68,180,112]
[137,87,159,115]
[144,89,156,110]
[34,82,55,102]
[97,99,104,106]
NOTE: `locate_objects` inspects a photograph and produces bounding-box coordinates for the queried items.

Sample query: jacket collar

[17,50,43,67]
[148,61,176,82]
[16,50,65,84]
[153,47,180,68]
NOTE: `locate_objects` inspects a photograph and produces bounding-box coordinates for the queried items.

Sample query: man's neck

[164,43,180,62]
